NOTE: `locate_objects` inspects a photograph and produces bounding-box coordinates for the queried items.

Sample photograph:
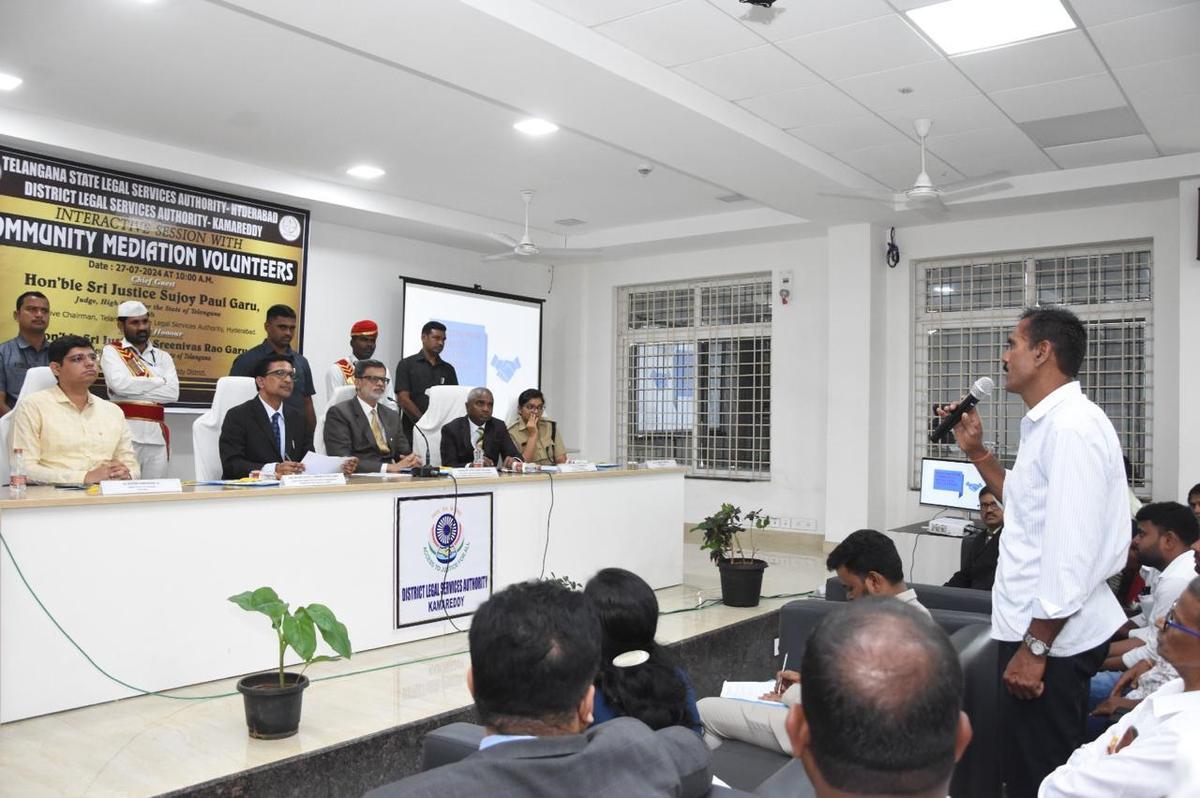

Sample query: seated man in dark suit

[784,598,972,798]
[944,487,1004,590]
[365,580,712,798]
[323,359,421,473]
[219,354,335,478]
[439,387,520,468]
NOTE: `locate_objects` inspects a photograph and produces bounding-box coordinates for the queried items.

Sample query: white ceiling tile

[927,126,1059,176]
[1068,0,1199,28]
[713,0,892,42]
[788,115,909,153]
[777,14,940,81]
[874,94,1011,138]
[1044,134,1159,168]
[1089,4,1200,69]
[594,0,763,67]
[674,45,821,101]
[1115,54,1200,105]
[952,30,1107,92]
[888,0,944,9]
[834,141,962,190]
[1139,92,1200,155]
[531,0,680,27]
[990,73,1126,123]
[737,84,871,128]
[835,59,979,110]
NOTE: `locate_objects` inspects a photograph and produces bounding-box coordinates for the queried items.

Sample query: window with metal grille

[616,274,772,479]
[913,243,1153,494]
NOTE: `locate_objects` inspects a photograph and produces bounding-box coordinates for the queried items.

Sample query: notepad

[720,680,783,706]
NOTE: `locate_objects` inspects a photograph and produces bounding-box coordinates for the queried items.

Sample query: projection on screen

[401,281,542,421]
[919,457,986,511]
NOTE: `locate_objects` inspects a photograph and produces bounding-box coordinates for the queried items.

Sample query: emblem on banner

[426,511,468,567]
[279,215,301,242]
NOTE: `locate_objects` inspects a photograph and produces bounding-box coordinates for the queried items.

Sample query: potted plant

[692,503,771,607]
[228,586,352,739]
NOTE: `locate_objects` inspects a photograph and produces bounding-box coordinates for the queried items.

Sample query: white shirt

[1122,551,1197,668]
[99,339,179,445]
[1039,678,1200,798]
[895,588,933,618]
[258,397,287,476]
[992,381,1129,656]
[325,357,396,408]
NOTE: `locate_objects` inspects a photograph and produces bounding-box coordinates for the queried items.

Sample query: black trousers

[997,640,1108,798]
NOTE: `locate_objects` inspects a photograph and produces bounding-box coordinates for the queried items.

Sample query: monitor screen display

[919,457,986,511]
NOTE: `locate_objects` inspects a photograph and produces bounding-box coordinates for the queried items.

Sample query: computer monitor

[919,457,986,512]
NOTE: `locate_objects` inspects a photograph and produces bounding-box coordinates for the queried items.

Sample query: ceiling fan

[822,118,1011,218]
[484,190,601,262]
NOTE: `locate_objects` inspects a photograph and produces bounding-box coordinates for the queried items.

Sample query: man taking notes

[100,300,179,479]
[323,359,421,474]
[11,334,138,484]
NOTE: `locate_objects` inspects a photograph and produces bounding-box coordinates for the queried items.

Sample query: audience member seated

[1041,575,1200,797]
[507,388,567,465]
[944,487,1004,590]
[698,529,929,755]
[1190,483,1200,521]
[219,354,333,479]
[1089,503,1199,733]
[439,387,520,468]
[323,359,421,474]
[364,580,712,798]
[10,334,139,484]
[583,568,701,733]
[784,597,972,798]
[1107,521,1146,615]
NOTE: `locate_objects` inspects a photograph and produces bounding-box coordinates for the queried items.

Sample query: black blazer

[323,398,412,473]
[440,416,520,467]
[219,396,312,479]
[944,525,1003,590]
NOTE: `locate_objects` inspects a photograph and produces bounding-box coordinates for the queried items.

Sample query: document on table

[720,680,784,706]
[301,452,351,475]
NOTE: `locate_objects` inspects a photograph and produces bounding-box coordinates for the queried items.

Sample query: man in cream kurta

[99,301,179,479]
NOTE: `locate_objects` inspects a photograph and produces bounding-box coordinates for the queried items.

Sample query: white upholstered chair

[314,384,357,455]
[191,376,257,481]
[415,385,473,467]
[0,367,58,483]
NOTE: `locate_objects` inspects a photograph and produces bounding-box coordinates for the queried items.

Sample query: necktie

[272,411,285,460]
[475,426,485,447]
[370,408,390,454]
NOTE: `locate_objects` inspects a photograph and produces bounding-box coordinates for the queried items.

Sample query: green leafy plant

[691,503,770,563]
[229,587,352,688]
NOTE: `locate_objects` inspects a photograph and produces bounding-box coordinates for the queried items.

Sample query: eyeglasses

[1164,602,1200,641]
[358,375,391,385]
[265,369,296,380]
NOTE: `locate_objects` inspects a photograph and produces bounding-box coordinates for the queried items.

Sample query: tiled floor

[0,531,828,797]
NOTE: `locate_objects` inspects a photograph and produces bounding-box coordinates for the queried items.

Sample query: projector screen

[919,457,986,512]
[401,279,542,421]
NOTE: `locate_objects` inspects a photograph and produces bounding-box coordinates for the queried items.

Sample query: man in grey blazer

[364,580,712,798]
[324,359,422,473]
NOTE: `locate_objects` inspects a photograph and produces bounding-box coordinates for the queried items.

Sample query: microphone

[410,423,445,478]
[548,420,557,464]
[929,377,994,444]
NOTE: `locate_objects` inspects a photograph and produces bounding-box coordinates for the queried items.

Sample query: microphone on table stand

[411,423,445,478]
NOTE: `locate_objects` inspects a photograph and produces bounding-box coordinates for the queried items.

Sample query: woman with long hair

[583,568,701,733]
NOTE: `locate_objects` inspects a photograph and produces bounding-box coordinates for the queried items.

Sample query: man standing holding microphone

[940,306,1127,798]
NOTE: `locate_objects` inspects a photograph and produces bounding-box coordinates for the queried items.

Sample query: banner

[395,493,493,628]
[0,146,309,407]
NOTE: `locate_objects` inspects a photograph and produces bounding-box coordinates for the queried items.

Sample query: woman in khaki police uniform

[507,388,567,465]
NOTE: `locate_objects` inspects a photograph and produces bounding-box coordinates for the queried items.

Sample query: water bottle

[10,448,27,499]
[472,443,484,467]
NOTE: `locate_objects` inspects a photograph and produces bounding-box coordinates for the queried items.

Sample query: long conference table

[0,468,684,723]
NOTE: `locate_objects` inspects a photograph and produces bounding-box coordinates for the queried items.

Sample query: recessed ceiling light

[346,164,385,179]
[514,118,559,136]
[907,0,1075,56]
[0,73,23,92]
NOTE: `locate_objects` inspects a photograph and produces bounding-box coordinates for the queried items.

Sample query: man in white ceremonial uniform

[325,319,396,409]
[99,300,179,479]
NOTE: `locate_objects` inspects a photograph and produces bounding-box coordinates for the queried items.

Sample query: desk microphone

[929,377,994,444]
[410,423,445,478]
[548,420,557,464]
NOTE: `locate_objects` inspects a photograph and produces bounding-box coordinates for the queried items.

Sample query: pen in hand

[775,652,789,695]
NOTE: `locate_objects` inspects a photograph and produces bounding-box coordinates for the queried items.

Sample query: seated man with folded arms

[439,387,520,468]
[507,388,567,465]
[785,598,972,798]
[698,529,929,755]
[1041,575,1200,797]
[323,359,421,474]
[11,334,139,484]
[365,580,712,798]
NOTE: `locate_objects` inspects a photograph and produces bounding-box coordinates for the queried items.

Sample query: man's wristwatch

[1022,633,1050,657]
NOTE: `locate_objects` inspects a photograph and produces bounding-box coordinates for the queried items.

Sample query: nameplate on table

[279,473,347,488]
[445,467,499,479]
[555,462,598,473]
[644,459,679,469]
[99,478,183,496]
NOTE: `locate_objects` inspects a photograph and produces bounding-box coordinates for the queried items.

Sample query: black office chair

[948,623,1001,798]
[823,577,991,615]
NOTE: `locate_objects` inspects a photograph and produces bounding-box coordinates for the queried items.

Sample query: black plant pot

[717,558,768,607]
[237,672,309,739]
